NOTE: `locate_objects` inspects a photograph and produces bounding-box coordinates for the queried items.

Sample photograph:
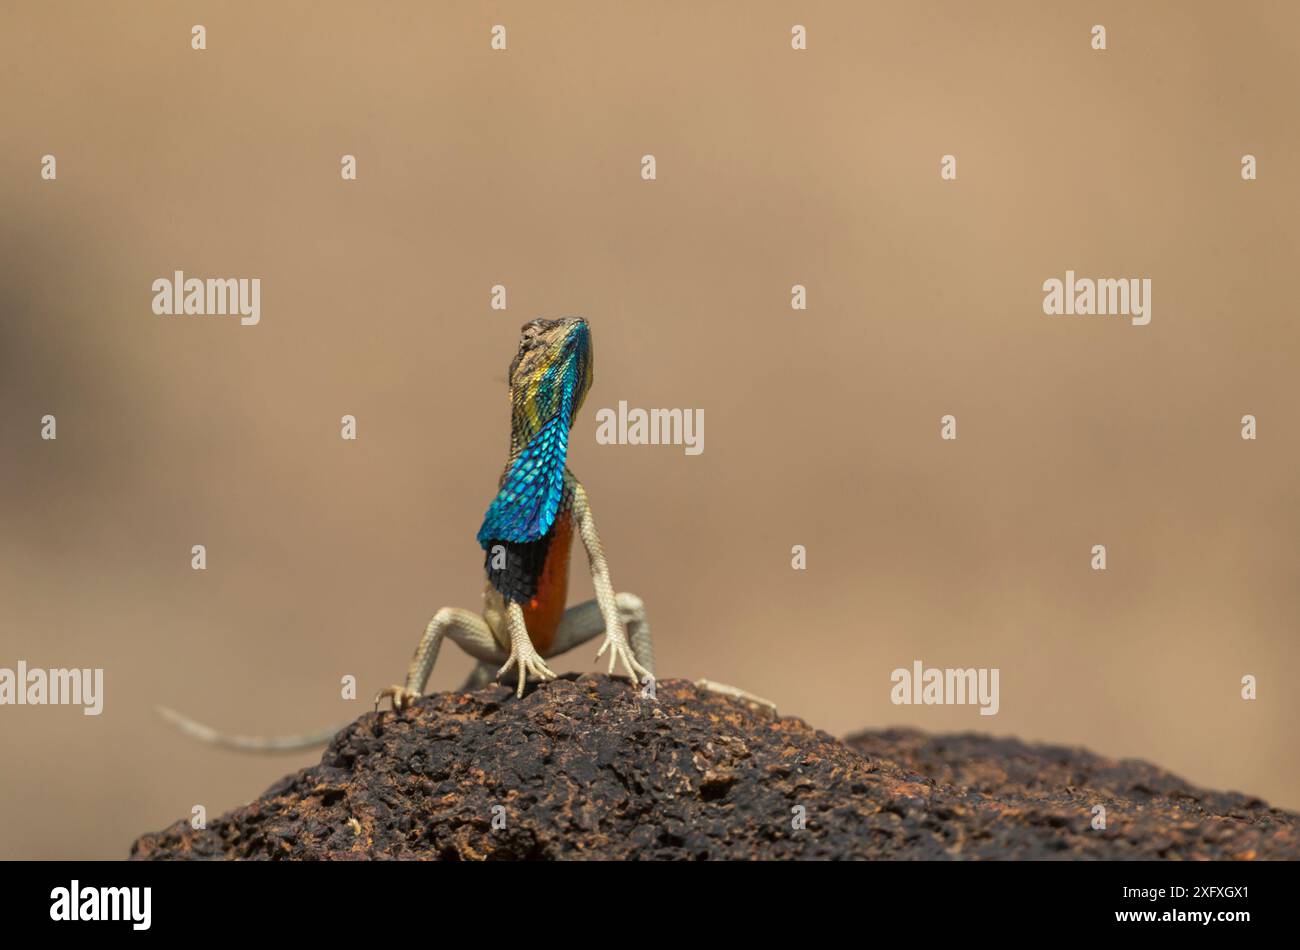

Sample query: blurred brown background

[2,2,1297,859]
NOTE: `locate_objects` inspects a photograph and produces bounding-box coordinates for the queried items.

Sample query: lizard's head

[480,317,592,547]
[509,317,593,437]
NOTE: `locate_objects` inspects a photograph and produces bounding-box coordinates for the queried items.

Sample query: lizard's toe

[374,685,418,712]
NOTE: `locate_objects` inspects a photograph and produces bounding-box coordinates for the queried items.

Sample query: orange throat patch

[521,511,573,655]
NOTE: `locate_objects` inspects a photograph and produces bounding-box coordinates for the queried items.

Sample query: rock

[130,675,1298,860]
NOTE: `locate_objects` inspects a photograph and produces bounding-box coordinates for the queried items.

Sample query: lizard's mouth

[558,319,593,414]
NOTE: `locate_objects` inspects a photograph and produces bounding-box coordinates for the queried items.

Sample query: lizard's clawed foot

[596,632,651,686]
[374,685,420,712]
[498,643,557,698]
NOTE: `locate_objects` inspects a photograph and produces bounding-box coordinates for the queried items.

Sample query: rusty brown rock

[131,675,1298,860]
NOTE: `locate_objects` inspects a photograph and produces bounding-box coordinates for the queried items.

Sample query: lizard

[373,315,653,711]
[158,317,772,753]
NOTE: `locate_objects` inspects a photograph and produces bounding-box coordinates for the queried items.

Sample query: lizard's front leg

[498,600,558,698]
[573,482,651,686]
[375,607,507,711]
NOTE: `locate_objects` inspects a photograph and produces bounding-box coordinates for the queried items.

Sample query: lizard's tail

[155,706,347,753]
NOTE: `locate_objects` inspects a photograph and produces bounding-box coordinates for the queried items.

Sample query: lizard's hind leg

[375,607,506,711]
[620,592,654,675]
[544,594,774,716]
[459,661,498,690]
[544,592,654,675]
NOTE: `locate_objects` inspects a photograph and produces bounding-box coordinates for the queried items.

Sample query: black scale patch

[483,532,555,602]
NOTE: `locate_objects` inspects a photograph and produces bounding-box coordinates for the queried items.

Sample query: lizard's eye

[518,323,543,351]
